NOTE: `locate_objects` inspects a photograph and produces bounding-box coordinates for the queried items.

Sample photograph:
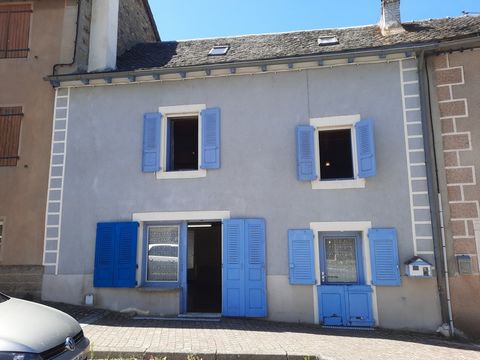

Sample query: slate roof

[116,15,480,72]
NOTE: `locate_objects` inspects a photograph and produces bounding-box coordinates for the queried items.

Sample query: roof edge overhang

[47,35,480,87]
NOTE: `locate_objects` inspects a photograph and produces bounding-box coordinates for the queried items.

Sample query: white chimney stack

[88,0,119,72]
[379,0,405,36]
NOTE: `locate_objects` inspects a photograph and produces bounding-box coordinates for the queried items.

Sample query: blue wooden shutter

[94,222,138,288]
[94,223,116,287]
[288,229,315,284]
[368,228,401,286]
[296,125,317,181]
[355,119,376,178]
[142,112,161,172]
[114,222,138,288]
[222,219,245,316]
[245,219,267,317]
[200,107,220,169]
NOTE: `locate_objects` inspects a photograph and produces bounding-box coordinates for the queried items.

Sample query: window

[311,115,374,189]
[319,232,364,284]
[0,106,23,166]
[318,35,339,46]
[318,129,354,180]
[167,116,198,171]
[143,104,220,179]
[208,45,229,56]
[146,225,180,282]
[0,3,32,59]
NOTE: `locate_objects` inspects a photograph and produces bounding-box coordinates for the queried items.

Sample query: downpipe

[438,192,455,336]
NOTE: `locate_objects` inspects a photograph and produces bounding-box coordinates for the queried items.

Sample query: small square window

[318,129,354,180]
[208,45,229,56]
[318,36,339,46]
[167,116,198,171]
[413,265,419,271]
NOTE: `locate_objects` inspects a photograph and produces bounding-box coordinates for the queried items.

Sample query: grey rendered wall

[49,61,440,329]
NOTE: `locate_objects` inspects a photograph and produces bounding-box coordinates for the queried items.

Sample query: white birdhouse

[405,256,432,277]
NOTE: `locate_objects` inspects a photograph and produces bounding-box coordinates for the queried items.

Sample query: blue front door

[317,232,373,327]
[222,219,267,317]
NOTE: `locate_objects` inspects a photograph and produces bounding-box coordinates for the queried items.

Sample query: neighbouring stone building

[427,48,480,339]
[0,0,158,299]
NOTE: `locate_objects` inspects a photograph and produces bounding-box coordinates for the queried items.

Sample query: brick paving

[45,302,480,360]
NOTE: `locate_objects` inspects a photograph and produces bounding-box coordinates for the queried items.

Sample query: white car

[0,292,90,360]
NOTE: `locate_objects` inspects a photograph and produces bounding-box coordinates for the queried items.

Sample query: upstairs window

[318,129,354,180]
[295,115,376,189]
[167,116,198,171]
[0,3,32,59]
[0,106,23,166]
[142,104,221,179]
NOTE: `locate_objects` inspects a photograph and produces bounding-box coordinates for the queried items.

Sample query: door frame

[132,211,230,314]
[185,221,223,314]
[309,221,379,326]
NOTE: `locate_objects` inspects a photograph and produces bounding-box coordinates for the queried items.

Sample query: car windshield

[0,293,10,303]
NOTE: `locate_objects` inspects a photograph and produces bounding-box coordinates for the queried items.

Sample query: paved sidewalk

[47,302,480,360]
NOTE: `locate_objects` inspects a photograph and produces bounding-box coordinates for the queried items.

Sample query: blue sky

[150,0,479,41]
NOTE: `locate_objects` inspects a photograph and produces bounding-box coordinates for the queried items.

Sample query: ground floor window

[146,225,180,282]
[319,232,364,285]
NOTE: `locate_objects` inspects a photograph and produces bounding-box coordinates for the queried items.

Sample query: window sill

[155,169,207,180]
[311,178,365,190]
[137,286,180,293]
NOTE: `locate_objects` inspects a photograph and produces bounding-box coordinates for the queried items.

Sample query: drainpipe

[52,0,81,75]
[438,192,455,335]
[417,50,455,336]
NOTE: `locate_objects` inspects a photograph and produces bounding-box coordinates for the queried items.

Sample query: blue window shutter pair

[222,218,266,317]
[288,229,315,285]
[295,119,376,181]
[142,108,221,172]
[94,221,138,288]
[288,227,400,287]
[368,228,401,286]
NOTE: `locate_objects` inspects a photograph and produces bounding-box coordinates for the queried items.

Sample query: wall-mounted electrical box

[457,255,473,275]
[405,256,432,277]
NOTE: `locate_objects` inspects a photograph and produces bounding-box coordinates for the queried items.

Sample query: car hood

[0,298,81,353]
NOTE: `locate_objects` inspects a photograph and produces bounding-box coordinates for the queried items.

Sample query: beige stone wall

[430,50,480,339]
[0,0,74,297]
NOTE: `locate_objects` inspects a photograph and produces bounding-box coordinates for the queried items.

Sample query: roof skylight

[318,36,339,46]
[208,45,229,56]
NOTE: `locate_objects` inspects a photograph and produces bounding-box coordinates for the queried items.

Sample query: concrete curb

[91,350,323,360]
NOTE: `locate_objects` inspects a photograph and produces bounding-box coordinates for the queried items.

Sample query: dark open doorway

[187,222,222,313]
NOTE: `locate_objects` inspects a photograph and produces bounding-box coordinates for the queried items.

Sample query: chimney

[379,0,405,36]
[88,0,119,72]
